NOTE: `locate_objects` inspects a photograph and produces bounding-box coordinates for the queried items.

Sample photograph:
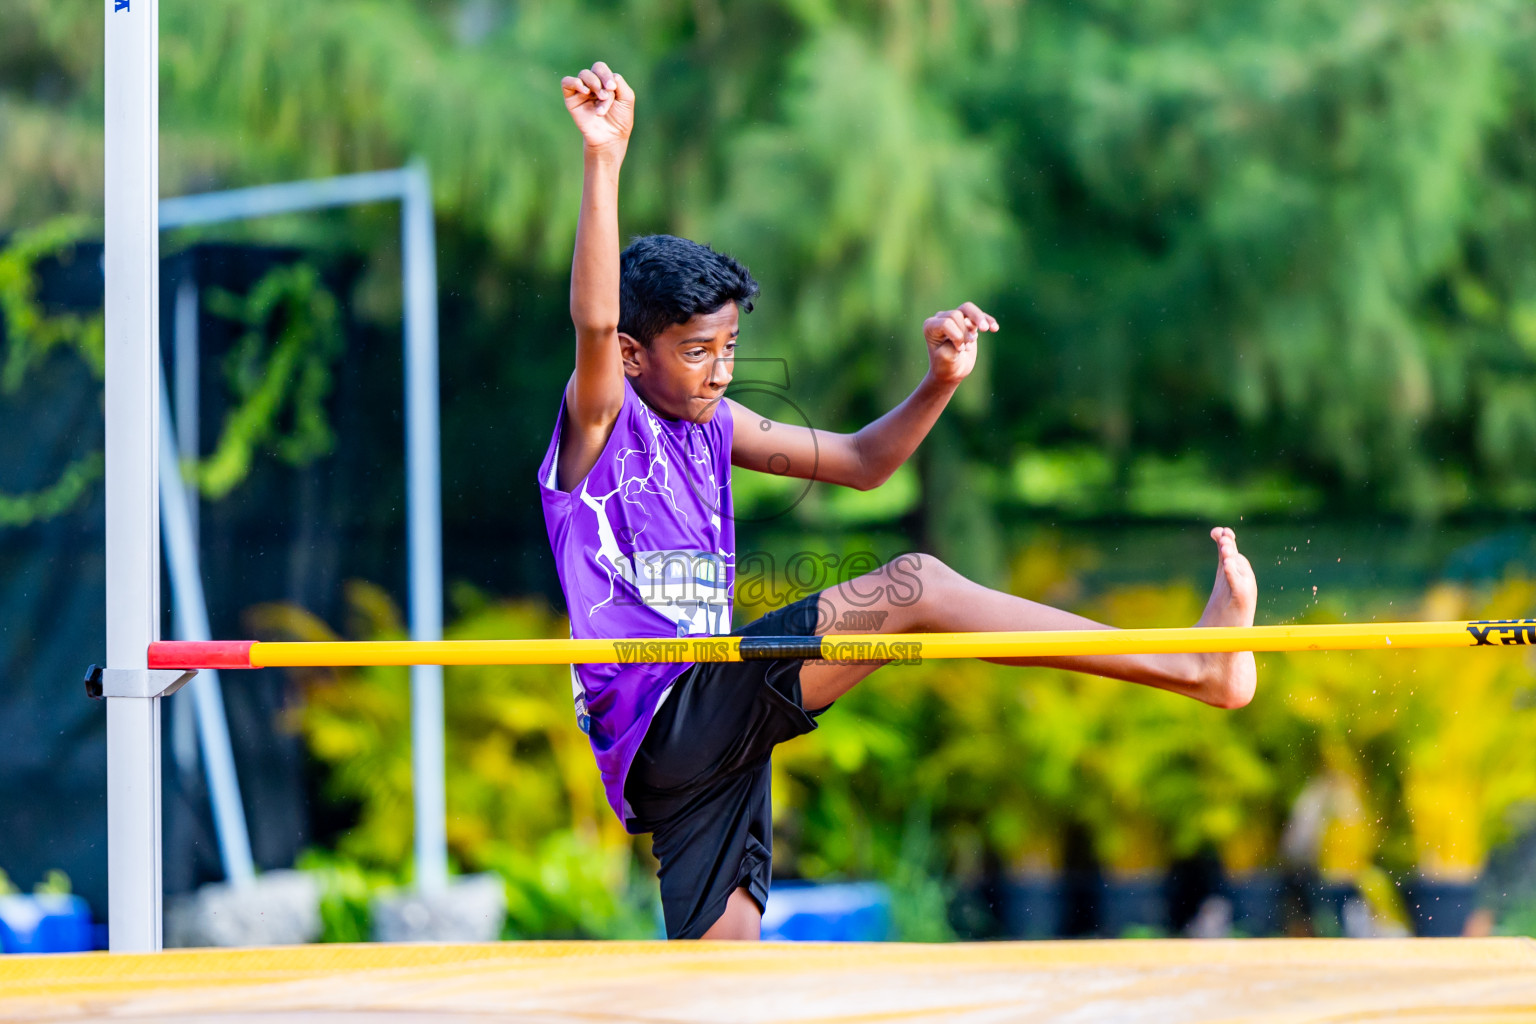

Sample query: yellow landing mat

[2,938,1535,1023]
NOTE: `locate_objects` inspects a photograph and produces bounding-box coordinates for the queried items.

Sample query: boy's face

[621,303,738,423]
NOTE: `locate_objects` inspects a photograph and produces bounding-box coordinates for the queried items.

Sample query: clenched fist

[923,302,998,386]
[562,61,634,156]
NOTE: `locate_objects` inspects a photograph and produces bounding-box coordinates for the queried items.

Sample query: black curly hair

[618,234,760,346]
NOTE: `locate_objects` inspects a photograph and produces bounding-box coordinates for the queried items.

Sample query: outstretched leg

[798,527,1257,711]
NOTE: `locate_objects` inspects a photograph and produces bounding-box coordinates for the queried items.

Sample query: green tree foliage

[983,0,1536,518]
[7,0,1536,526]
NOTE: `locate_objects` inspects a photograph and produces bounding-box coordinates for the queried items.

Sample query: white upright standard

[104,0,448,943]
[104,0,163,953]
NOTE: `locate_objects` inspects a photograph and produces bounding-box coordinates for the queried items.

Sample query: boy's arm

[557,62,635,491]
[731,302,999,490]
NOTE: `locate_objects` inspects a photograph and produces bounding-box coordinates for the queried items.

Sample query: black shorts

[623,592,827,939]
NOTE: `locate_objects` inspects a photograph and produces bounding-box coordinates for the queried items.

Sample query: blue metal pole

[402,163,448,894]
[159,170,413,229]
[158,165,450,895]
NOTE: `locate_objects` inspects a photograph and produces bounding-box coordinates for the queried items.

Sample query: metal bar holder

[86,666,198,701]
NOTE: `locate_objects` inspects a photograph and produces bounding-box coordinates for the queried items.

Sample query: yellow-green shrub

[771,581,1288,880]
[1269,580,1536,881]
[267,566,1536,938]
[251,581,655,938]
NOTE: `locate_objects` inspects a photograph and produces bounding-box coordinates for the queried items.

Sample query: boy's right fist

[562,61,634,155]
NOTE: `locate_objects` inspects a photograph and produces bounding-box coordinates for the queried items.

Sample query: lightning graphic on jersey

[679,417,724,530]
[578,405,732,634]
[578,479,637,614]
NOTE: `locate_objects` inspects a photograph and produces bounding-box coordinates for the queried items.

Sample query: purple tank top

[538,378,735,824]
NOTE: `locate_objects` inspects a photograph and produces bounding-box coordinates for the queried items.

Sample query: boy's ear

[618,331,645,376]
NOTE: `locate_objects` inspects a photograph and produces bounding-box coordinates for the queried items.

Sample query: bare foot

[1193,526,1258,708]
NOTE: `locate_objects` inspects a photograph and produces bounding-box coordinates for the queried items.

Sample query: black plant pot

[1405,878,1480,937]
[1000,874,1065,939]
[1099,874,1169,936]
[1222,871,1283,936]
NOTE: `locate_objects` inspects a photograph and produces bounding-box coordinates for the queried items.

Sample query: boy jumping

[539,61,1258,940]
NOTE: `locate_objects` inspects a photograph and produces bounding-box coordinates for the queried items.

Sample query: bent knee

[826,553,959,626]
[878,553,959,615]
[887,552,956,581]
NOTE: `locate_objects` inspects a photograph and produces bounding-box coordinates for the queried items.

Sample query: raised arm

[732,303,999,489]
[557,61,635,491]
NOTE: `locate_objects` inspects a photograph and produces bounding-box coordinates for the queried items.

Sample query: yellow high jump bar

[148,618,1536,669]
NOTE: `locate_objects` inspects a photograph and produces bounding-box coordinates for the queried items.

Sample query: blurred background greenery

[5,0,1536,939]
